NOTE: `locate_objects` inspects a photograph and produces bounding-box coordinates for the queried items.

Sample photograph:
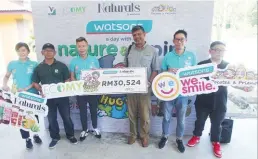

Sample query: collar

[172,47,186,57]
[134,42,148,50]
[78,55,88,60]
[18,58,30,64]
[209,58,224,65]
[43,58,57,65]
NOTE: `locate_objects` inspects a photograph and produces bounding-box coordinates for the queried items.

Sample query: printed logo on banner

[97,3,140,15]
[48,6,56,15]
[0,90,48,133]
[86,20,152,34]
[152,64,219,101]
[211,64,258,86]
[152,73,181,101]
[82,71,101,92]
[63,6,86,15]
[57,41,174,58]
[151,4,176,15]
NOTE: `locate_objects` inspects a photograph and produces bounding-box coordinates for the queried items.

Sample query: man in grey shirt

[125,25,160,147]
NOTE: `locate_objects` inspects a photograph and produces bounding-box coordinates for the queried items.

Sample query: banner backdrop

[31,1,214,136]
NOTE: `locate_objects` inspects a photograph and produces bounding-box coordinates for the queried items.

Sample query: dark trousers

[193,104,226,142]
[47,97,74,140]
[77,95,98,131]
[20,115,39,139]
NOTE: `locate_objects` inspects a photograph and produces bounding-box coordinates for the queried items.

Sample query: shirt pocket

[141,56,152,67]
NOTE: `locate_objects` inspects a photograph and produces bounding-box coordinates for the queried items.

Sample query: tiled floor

[0,118,257,159]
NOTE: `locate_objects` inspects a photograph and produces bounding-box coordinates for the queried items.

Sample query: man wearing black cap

[32,43,78,148]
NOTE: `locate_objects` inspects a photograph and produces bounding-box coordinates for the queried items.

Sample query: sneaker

[26,138,33,150]
[93,128,101,139]
[80,130,89,141]
[69,137,78,144]
[176,139,185,153]
[187,136,200,147]
[212,142,222,158]
[49,139,60,149]
[158,137,168,149]
[33,135,42,144]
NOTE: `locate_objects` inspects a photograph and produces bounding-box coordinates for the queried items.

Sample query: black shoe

[176,139,185,153]
[33,135,42,144]
[26,138,33,150]
[49,139,60,149]
[93,128,101,139]
[158,137,168,149]
[80,130,89,141]
[69,137,78,144]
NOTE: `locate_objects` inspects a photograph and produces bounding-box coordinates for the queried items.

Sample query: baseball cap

[42,43,55,50]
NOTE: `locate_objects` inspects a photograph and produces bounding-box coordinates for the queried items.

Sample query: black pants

[77,95,98,131]
[47,97,74,140]
[193,104,226,142]
[20,115,39,139]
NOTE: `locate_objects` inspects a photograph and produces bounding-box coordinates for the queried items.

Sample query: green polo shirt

[32,59,70,85]
[161,49,197,71]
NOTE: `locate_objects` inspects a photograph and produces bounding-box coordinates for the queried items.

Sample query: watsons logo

[86,20,152,34]
[98,3,140,15]
[58,41,174,57]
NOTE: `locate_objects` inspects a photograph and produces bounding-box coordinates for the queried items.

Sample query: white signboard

[42,68,148,99]
[32,1,214,135]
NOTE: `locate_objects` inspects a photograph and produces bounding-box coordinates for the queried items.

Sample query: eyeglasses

[211,48,227,53]
[174,38,186,42]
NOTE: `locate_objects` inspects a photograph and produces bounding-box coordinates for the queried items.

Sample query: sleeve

[63,64,70,81]
[32,66,40,83]
[192,53,197,66]
[69,59,75,73]
[7,61,13,73]
[151,50,160,71]
[161,55,168,71]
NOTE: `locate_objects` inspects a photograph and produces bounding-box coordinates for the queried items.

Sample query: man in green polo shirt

[32,43,77,148]
[69,37,101,141]
[159,30,197,153]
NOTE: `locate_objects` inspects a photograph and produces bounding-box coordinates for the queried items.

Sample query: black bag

[220,118,234,143]
[125,43,134,67]
[210,118,234,144]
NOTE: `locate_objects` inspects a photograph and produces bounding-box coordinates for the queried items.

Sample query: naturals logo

[63,6,86,15]
[86,20,152,34]
[151,4,176,15]
[48,6,56,15]
[98,3,140,15]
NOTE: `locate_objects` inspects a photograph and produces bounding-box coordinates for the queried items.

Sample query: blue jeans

[162,97,188,139]
[47,97,74,140]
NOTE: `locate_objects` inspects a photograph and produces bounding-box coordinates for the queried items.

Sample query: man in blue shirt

[2,42,42,150]
[70,37,101,141]
[158,30,197,153]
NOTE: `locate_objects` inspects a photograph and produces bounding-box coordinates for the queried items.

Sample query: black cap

[42,43,55,50]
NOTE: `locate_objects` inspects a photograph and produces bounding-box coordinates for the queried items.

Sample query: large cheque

[42,68,148,99]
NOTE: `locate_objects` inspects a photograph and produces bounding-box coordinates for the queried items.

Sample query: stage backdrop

[31,1,214,136]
